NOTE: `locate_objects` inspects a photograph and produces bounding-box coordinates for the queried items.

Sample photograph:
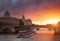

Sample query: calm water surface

[0,33,59,41]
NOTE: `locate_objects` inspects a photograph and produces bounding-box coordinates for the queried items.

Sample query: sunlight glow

[32,19,59,25]
[45,19,59,25]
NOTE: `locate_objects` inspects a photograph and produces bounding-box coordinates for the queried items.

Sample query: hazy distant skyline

[0,0,60,25]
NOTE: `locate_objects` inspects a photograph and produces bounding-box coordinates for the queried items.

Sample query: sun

[45,19,59,25]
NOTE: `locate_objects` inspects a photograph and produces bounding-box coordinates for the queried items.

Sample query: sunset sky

[0,0,60,25]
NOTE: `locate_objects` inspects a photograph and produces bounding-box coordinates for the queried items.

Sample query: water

[0,33,59,41]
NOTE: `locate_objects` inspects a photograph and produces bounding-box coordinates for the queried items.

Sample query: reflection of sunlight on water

[0,33,54,41]
[37,33,54,37]
[20,33,54,41]
[31,33,53,41]
[34,28,55,34]
[32,28,55,41]
[0,28,55,41]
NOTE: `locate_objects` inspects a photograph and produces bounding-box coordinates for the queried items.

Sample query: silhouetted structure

[21,15,32,26]
[0,11,19,34]
[0,11,33,34]
[4,11,11,17]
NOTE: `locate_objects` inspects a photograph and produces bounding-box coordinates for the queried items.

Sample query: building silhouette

[0,11,32,33]
[4,11,11,17]
[21,15,32,26]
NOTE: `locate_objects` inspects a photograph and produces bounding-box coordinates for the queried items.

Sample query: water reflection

[53,35,60,41]
[0,33,59,41]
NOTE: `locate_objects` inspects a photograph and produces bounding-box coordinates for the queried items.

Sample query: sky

[0,0,60,25]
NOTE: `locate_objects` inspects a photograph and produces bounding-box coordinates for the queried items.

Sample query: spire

[4,11,11,17]
[22,15,25,19]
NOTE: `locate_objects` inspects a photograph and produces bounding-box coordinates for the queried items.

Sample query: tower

[22,15,25,19]
[4,11,11,17]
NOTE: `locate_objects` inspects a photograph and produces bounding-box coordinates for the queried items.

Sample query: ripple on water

[0,33,58,41]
